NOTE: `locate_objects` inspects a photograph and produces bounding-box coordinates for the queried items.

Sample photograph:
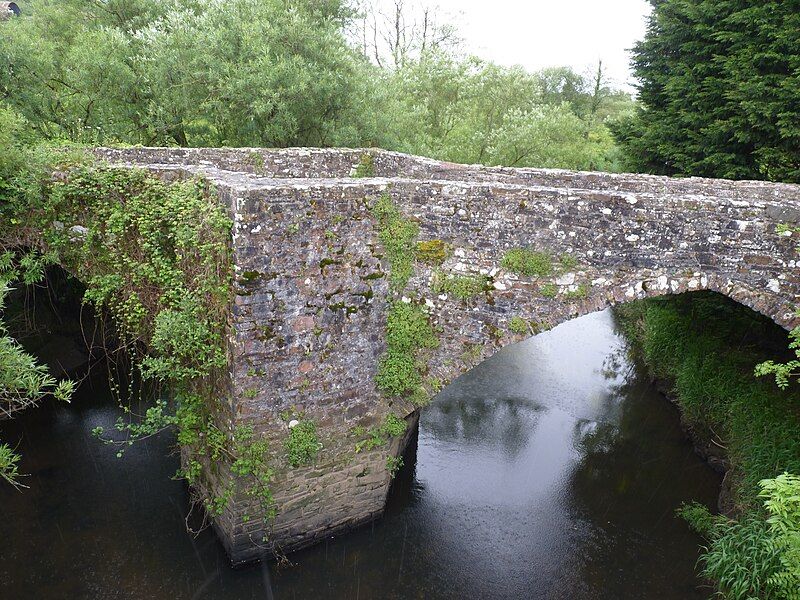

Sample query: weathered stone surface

[94,147,800,564]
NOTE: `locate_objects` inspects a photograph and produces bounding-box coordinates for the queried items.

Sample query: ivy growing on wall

[0,146,274,528]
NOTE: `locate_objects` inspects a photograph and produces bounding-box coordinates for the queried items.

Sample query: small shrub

[386,456,404,478]
[431,270,488,300]
[501,248,553,277]
[285,420,322,467]
[354,413,408,453]
[376,301,438,397]
[509,316,529,335]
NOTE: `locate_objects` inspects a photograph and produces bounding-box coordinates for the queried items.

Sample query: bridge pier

[95,147,800,563]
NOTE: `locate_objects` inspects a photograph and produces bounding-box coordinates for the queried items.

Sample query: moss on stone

[509,316,530,334]
[564,284,589,300]
[540,283,558,298]
[417,239,449,266]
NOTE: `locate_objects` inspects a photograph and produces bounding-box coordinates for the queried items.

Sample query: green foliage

[0,278,74,487]
[701,514,784,600]
[615,0,800,183]
[371,193,419,291]
[509,316,530,335]
[676,501,717,538]
[375,301,438,401]
[617,293,800,503]
[617,293,800,599]
[1,286,74,414]
[285,420,322,467]
[685,475,800,600]
[756,325,800,389]
[384,54,632,171]
[354,413,408,453]
[0,127,273,523]
[431,270,488,301]
[230,425,275,524]
[0,0,378,147]
[759,472,800,597]
[386,455,403,478]
[0,441,24,489]
[0,2,633,169]
[501,248,553,277]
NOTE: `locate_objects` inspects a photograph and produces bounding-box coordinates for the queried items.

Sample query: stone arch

[420,270,798,395]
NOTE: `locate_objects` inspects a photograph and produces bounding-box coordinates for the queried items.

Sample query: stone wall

[94,147,800,564]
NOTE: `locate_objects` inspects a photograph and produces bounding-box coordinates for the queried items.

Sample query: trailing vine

[1,152,274,529]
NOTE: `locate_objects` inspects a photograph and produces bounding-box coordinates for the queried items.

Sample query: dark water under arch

[0,309,721,599]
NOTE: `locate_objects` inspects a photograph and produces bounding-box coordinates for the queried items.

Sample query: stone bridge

[95,147,800,564]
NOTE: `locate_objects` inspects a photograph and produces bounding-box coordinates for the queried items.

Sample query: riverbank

[614,292,800,598]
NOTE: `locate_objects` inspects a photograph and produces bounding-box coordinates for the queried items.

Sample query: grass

[500,248,553,277]
[431,270,488,300]
[615,292,800,599]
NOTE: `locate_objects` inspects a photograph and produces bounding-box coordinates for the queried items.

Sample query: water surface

[0,309,720,598]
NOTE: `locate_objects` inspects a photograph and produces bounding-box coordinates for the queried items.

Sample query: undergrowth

[616,292,800,599]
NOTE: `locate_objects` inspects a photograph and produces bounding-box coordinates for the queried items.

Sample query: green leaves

[756,326,800,390]
[371,193,419,292]
[375,300,438,400]
[617,0,800,183]
[285,420,322,467]
[0,443,24,489]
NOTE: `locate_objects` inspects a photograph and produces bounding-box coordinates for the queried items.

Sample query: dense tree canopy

[0,0,633,170]
[614,0,800,183]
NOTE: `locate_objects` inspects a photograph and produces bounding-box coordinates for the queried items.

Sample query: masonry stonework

[94,147,800,564]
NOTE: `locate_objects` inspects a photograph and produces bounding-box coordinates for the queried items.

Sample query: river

[0,309,721,599]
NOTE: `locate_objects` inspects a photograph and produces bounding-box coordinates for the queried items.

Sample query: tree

[354,0,460,69]
[0,0,383,147]
[615,0,800,183]
[0,105,74,488]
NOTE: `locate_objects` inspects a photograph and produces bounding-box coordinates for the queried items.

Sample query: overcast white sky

[372,0,653,90]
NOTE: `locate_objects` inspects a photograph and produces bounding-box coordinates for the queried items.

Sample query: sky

[373,0,653,90]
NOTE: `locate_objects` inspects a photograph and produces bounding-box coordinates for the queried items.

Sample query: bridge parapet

[96,147,800,563]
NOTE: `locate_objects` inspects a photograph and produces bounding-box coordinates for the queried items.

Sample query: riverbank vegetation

[616,293,800,599]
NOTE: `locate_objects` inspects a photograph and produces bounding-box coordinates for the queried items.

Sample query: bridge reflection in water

[0,309,720,599]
